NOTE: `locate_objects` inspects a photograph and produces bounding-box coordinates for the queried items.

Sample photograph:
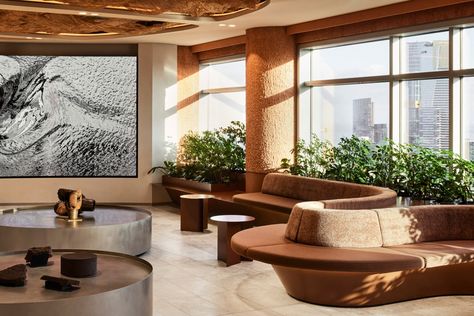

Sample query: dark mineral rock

[0,264,27,287]
[41,275,80,291]
[25,246,53,267]
[57,188,96,213]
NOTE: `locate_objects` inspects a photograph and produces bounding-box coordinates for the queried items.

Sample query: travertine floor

[141,204,474,316]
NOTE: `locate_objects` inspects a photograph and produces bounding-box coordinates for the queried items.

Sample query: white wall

[0,43,177,204]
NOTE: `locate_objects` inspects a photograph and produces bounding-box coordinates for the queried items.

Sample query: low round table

[180,194,215,232]
[210,215,255,266]
[0,205,151,256]
[0,249,152,316]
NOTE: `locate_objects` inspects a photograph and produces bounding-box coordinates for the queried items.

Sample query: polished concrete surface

[0,205,151,255]
[0,250,152,316]
[140,204,474,316]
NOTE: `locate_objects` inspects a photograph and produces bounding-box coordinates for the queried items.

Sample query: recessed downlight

[218,23,226,27]
[228,24,236,27]
[78,11,87,15]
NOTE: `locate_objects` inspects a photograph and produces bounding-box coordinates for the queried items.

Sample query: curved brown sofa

[231,204,474,307]
[232,173,397,225]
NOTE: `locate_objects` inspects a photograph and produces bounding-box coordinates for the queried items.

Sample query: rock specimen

[0,264,27,287]
[41,275,80,291]
[25,246,53,267]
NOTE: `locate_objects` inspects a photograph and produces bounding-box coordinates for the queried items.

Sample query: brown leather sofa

[231,204,474,306]
[232,173,397,224]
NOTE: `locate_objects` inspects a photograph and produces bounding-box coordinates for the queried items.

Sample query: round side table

[180,194,215,232]
[210,215,255,266]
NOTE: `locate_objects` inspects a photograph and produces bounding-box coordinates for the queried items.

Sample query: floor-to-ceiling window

[199,58,245,131]
[299,26,474,160]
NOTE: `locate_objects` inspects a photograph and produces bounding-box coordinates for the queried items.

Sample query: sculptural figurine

[54,188,96,222]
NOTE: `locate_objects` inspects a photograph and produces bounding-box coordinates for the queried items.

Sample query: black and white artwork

[0,56,137,177]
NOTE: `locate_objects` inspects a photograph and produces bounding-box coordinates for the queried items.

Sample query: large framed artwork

[0,56,137,177]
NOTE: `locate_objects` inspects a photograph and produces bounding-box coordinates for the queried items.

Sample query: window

[462,77,474,161]
[199,59,245,131]
[300,26,474,158]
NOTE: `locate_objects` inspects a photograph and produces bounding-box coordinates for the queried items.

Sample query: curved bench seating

[231,204,474,306]
[232,173,397,225]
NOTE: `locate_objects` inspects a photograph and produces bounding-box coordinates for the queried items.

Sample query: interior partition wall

[299,25,474,161]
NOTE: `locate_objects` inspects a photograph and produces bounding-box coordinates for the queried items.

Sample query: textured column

[177,46,200,139]
[246,27,296,192]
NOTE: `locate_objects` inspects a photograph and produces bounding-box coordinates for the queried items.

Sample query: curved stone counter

[0,249,152,316]
[0,205,151,255]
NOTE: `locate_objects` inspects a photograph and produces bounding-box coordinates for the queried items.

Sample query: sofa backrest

[285,202,383,248]
[375,205,474,246]
[285,204,474,248]
[261,173,383,201]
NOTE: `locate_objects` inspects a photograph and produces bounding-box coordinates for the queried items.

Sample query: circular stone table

[0,249,152,316]
[0,205,151,256]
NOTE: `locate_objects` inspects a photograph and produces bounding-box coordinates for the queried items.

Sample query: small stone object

[61,252,97,278]
[25,246,53,267]
[41,275,80,291]
[0,264,27,287]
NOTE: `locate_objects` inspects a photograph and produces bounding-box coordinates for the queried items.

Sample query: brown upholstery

[232,224,423,272]
[232,173,397,214]
[376,205,474,246]
[230,204,474,306]
[232,192,304,213]
[390,240,474,268]
[285,203,383,248]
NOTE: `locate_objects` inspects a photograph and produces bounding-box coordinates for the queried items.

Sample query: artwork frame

[0,55,138,178]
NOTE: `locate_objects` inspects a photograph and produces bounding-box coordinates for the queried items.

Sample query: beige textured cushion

[376,205,474,246]
[285,202,383,248]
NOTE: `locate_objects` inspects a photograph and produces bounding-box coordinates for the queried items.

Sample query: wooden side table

[180,194,215,232]
[210,215,255,266]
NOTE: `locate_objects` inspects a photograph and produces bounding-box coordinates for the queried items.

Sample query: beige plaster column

[245,27,296,192]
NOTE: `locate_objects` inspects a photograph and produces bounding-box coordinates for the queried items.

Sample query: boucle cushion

[285,202,383,248]
[376,205,474,246]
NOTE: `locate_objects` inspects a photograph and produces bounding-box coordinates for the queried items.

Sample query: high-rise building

[406,40,449,150]
[353,97,374,141]
[374,123,388,144]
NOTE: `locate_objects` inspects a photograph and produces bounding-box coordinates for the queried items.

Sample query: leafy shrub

[281,134,474,203]
[149,121,245,183]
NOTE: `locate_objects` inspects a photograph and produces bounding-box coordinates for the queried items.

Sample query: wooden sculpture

[54,188,96,222]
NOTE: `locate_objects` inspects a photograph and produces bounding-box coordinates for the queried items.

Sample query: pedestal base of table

[180,194,214,232]
[211,215,255,266]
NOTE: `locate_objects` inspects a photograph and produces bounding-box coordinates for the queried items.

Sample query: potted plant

[281,134,474,205]
[149,121,246,193]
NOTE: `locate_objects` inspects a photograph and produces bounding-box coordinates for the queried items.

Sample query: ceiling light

[90,13,99,16]
[26,37,33,39]
[78,11,87,15]
[228,24,236,27]
[218,23,226,27]
[34,37,43,40]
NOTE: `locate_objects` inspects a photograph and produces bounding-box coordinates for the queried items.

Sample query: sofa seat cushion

[233,192,305,213]
[376,205,474,246]
[389,240,474,268]
[231,224,289,256]
[285,203,383,248]
[231,224,424,273]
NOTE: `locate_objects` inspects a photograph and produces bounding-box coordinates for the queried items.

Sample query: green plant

[281,134,474,203]
[325,136,374,184]
[280,135,332,178]
[148,121,246,183]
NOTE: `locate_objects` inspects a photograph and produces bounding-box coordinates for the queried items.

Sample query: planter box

[162,174,245,192]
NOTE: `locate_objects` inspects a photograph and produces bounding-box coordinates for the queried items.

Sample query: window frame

[299,25,474,158]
